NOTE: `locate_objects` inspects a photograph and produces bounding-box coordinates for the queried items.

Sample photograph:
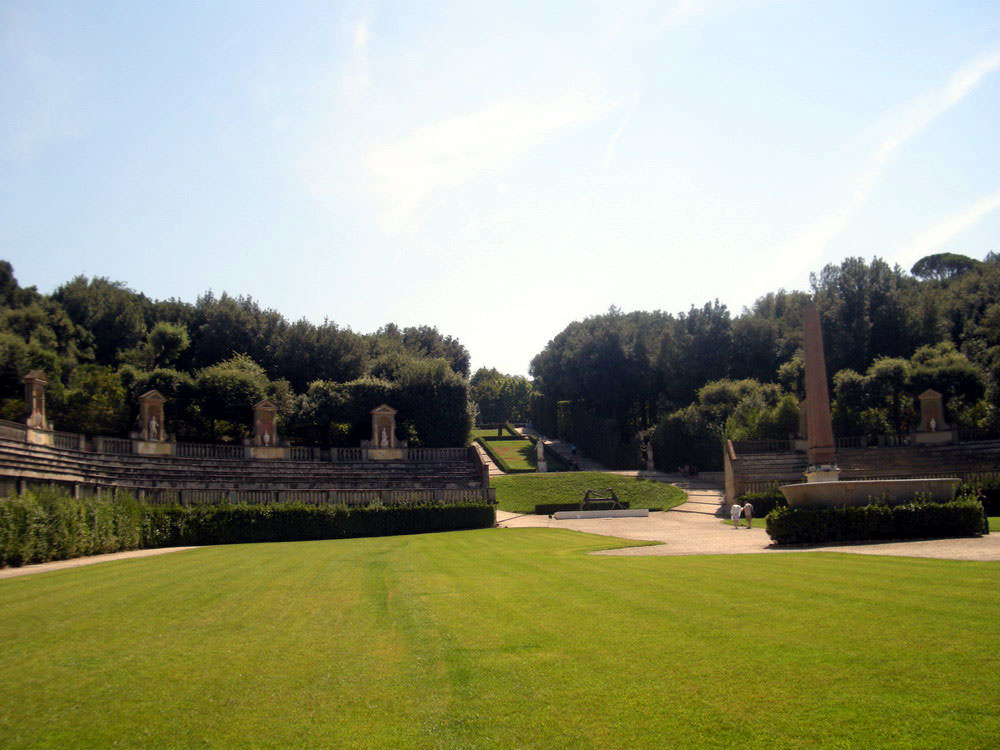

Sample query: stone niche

[23,370,53,446]
[365,404,407,460]
[135,390,173,456]
[250,398,288,459]
[914,388,954,444]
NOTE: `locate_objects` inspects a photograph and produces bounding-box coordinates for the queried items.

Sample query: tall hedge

[766,500,985,545]
[1,491,495,567]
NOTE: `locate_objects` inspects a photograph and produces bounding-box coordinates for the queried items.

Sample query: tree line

[0,263,471,447]
[529,253,1000,470]
[2,252,997,461]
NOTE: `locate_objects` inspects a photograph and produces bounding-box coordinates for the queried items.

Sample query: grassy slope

[493,471,688,513]
[481,437,537,471]
[1,532,997,749]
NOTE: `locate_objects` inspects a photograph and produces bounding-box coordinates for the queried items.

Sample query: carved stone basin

[780,478,960,508]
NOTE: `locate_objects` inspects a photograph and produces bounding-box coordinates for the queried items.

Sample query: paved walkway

[497,483,1000,561]
[518,427,607,471]
[471,440,504,478]
[0,547,199,580]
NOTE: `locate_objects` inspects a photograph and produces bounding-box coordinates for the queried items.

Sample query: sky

[1,1,999,377]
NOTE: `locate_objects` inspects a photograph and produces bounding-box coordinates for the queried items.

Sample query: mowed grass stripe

[1,529,998,749]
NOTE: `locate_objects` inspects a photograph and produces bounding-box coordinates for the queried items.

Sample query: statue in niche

[263,430,271,446]
[929,417,937,433]
[149,416,159,440]
[380,427,389,447]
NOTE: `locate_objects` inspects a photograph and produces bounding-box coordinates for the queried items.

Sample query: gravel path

[0,547,200,580]
[497,485,1000,561]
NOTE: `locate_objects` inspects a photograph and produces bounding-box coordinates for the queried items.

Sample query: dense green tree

[470,368,533,424]
[55,365,129,435]
[911,252,980,281]
[52,276,148,364]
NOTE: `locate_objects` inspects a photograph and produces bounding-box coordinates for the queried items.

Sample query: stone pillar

[249,398,289,458]
[803,301,839,482]
[136,390,172,455]
[253,399,278,446]
[915,389,954,444]
[368,404,404,460]
[23,370,48,430]
[370,404,398,448]
[918,389,945,432]
[139,390,166,440]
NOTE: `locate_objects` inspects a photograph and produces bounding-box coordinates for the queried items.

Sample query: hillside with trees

[0,262,471,447]
[530,253,1000,470]
[3,252,998,462]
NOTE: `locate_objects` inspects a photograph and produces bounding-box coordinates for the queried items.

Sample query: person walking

[730,502,743,528]
[743,501,754,529]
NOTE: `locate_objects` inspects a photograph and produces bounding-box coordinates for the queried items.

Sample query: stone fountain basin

[780,478,961,508]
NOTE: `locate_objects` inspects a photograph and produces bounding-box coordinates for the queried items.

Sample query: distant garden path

[497,477,1000,561]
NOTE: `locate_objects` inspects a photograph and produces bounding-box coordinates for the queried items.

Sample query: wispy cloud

[342,13,371,100]
[603,96,639,168]
[901,186,1000,261]
[364,90,610,234]
[774,44,1000,264]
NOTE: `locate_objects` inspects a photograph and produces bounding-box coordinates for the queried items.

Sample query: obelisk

[803,300,839,482]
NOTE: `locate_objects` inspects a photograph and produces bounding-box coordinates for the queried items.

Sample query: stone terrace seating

[0,439,485,493]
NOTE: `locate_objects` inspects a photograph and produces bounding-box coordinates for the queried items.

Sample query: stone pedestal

[804,467,841,483]
[249,445,289,459]
[913,430,956,445]
[537,459,548,473]
[135,440,174,456]
[368,448,405,461]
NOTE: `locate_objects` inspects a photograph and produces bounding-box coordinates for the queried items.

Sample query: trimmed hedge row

[0,490,495,568]
[765,499,985,545]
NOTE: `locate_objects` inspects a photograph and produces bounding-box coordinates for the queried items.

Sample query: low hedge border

[0,490,495,568]
[765,499,985,545]
[475,436,535,474]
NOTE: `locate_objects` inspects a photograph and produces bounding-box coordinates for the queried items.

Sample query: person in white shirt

[730,503,743,528]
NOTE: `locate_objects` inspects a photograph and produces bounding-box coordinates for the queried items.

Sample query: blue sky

[2,1,998,377]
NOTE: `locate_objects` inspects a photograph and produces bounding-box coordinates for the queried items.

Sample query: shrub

[766,499,984,545]
[737,489,787,517]
[0,492,495,567]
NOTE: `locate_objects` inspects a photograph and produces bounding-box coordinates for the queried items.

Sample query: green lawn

[990,516,999,532]
[493,471,687,513]
[1,531,997,748]
[481,436,537,471]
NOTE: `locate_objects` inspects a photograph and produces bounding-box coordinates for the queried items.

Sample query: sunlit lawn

[493,471,687,514]
[4,530,996,749]
[482,437,537,471]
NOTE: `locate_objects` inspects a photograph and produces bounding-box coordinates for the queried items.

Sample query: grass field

[480,436,537,471]
[1,530,997,748]
[493,471,688,513]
